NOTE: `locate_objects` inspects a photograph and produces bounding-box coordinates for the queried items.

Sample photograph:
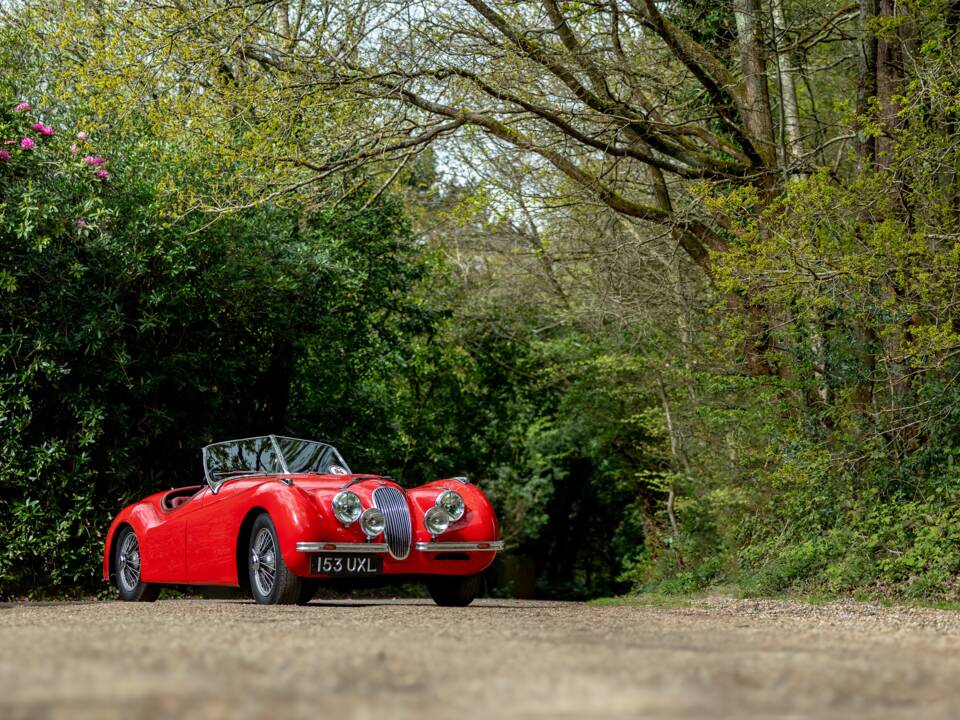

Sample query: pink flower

[95,169,110,180]
[70,144,79,153]
[0,150,9,161]
[20,137,34,150]
[14,102,31,112]
[76,131,87,141]
[76,219,89,227]
[83,155,105,166]
[32,123,54,137]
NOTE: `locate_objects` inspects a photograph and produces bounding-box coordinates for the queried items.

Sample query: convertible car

[103,435,503,606]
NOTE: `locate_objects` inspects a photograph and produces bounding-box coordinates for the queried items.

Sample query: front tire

[248,513,303,605]
[113,527,161,602]
[426,573,482,607]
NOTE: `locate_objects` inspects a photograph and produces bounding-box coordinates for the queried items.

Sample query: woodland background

[3,0,960,601]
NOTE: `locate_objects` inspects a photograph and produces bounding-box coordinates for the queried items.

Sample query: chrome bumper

[295,542,389,553]
[296,540,504,553]
[415,541,504,552]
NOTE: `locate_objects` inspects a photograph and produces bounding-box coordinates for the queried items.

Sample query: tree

[19,1,871,268]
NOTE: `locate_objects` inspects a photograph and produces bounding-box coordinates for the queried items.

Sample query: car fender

[230,481,329,579]
[102,502,155,582]
[407,479,501,544]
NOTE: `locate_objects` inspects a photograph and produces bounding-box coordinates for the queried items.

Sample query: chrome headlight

[436,489,465,521]
[359,507,385,537]
[424,505,451,535]
[331,491,362,525]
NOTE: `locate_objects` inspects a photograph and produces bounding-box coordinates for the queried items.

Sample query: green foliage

[11,0,960,607]
[0,97,434,598]
[637,7,960,599]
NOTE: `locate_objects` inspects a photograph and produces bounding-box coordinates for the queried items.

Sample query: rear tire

[113,527,161,602]
[426,573,482,607]
[248,513,303,605]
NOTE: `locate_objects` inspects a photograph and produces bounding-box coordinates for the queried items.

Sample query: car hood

[286,473,399,494]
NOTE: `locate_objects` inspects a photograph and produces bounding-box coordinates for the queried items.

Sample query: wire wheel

[117,531,142,592]
[251,527,277,597]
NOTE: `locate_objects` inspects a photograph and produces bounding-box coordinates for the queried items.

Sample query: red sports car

[103,435,503,606]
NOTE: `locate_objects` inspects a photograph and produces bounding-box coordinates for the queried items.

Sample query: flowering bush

[0,101,115,594]
[0,102,107,185]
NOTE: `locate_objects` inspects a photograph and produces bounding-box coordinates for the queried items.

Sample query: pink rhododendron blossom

[0,150,9,161]
[83,155,106,166]
[20,138,34,150]
[95,169,110,180]
[14,102,31,112]
[77,131,87,141]
[39,125,54,137]
[70,144,79,153]
[76,219,89,227]
[32,122,44,132]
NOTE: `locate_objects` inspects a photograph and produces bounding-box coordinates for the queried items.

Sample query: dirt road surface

[2,596,960,719]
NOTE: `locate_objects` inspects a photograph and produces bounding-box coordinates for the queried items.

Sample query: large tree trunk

[771,0,802,169]
[856,0,879,166]
[734,0,777,168]
[875,0,902,169]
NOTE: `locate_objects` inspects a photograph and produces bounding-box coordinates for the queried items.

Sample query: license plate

[313,554,383,576]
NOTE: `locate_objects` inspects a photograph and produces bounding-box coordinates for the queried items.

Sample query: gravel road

[2,596,960,719]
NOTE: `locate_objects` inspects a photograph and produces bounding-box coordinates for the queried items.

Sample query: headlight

[359,507,385,537]
[436,489,465,521]
[424,506,451,535]
[331,491,362,525]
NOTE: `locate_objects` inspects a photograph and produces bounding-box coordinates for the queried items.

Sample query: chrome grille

[373,486,412,560]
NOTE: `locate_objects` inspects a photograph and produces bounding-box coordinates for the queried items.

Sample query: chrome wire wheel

[117,531,141,592]
[251,527,277,597]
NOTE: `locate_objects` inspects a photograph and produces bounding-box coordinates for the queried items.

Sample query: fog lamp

[424,506,451,535]
[359,507,386,537]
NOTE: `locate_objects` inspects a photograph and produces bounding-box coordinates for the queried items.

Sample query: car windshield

[202,435,351,491]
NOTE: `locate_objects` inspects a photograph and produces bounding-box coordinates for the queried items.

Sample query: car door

[140,489,207,584]
[185,480,255,585]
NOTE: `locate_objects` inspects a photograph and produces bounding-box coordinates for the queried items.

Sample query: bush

[0,99,430,598]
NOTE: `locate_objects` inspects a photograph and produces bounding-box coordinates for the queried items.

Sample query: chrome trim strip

[270,434,290,474]
[415,541,505,552]
[296,542,389,554]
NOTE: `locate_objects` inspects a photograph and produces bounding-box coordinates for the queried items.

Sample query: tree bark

[771,0,803,170]
[875,0,902,168]
[856,0,879,167]
[734,0,777,168]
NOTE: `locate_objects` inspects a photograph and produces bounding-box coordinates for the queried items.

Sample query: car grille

[373,486,412,560]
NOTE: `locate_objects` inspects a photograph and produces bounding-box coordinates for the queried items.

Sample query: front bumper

[416,541,504,552]
[295,540,504,554]
[296,542,389,553]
